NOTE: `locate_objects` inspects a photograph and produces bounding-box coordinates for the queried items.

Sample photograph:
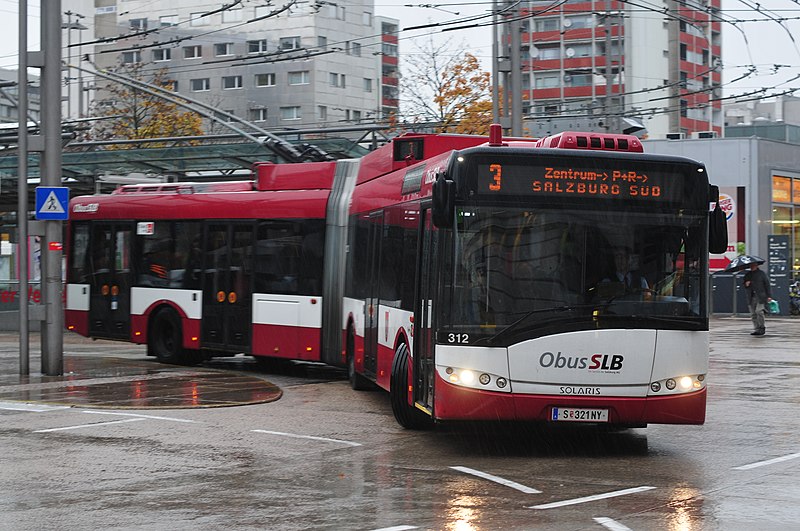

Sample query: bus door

[88,222,133,340]
[363,211,384,377]
[201,222,254,352]
[414,207,437,412]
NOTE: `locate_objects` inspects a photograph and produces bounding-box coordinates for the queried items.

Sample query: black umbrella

[724,254,765,273]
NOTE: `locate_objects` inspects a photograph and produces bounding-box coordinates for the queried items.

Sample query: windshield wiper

[473,304,599,345]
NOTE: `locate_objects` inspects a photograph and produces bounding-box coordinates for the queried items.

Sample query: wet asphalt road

[1,316,799,530]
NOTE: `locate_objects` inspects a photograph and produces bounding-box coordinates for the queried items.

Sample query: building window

[318,105,327,120]
[222,76,243,89]
[288,71,310,85]
[363,11,372,25]
[318,36,327,50]
[153,49,171,62]
[330,73,341,87]
[363,78,373,92]
[189,12,209,26]
[353,110,362,122]
[328,3,346,20]
[130,18,147,31]
[255,73,276,87]
[279,36,301,51]
[248,40,268,54]
[121,51,141,64]
[184,45,202,59]
[215,43,234,57]
[351,42,361,57]
[280,106,301,120]
[534,45,560,60]
[190,78,210,92]
[382,43,398,57]
[160,15,178,27]
[254,6,271,18]
[250,108,268,122]
[222,8,242,23]
[534,73,560,89]
[534,18,559,32]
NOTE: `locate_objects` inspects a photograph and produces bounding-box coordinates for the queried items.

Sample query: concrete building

[0,68,39,125]
[500,0,722,139]
[78,0,398,131]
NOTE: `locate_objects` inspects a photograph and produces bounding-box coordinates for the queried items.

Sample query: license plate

[551,407,609,422]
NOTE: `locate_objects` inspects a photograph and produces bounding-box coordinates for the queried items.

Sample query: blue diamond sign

[35,187,69,220]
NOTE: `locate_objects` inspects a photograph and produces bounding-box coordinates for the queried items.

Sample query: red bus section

[67,127,723,429]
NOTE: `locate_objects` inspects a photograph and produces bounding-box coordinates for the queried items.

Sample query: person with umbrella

[727,255,773,336]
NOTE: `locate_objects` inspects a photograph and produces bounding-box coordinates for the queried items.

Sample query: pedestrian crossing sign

[35,187,70,220]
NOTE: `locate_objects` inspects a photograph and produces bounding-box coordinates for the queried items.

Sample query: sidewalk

[0,332,281,409]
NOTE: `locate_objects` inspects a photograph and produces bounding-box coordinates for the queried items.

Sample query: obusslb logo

[539,351,624,371]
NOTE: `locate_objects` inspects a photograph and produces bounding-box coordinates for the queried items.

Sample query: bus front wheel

[150,308,190,365]
[390,344,433,430]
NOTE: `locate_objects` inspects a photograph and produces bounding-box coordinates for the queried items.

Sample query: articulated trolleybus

[66,125,725,429]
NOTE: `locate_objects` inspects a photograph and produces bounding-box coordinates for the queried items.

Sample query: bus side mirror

[709,185,728,254]
[432,173,455,228]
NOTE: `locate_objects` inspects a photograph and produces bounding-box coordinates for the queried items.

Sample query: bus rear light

[311,298,317,304]
[274,347,279,353]
[191,336,198,342]
[67,325,74,330]
[134,331,141,337]
[479,373,491,385]
[496,378,507,389]
[306,346,313,352]
[679,376,693,390]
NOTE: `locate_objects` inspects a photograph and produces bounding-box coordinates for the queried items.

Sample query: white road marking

[0,401,71,412]
[529,486,656,509]
[33,418,146,433]
[370,526,418,531]
[732,452,800,470]
[251,429,362,447]
[450,466,542,494]
[82,410,199,423]
[594,517,633,531]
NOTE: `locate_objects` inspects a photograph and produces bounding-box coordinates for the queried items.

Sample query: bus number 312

[447,333,470,344]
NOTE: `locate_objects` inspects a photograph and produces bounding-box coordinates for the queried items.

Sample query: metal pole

[491,0,499,123]
[604,0,613,132]
[509,11,522,136]
[64,11,72,119]
[41,0,64,376]
[18,0,29,375]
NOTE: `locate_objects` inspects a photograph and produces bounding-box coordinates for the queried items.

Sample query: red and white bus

[66,126,725,429]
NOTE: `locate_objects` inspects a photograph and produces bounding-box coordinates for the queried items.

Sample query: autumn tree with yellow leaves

[401,37,494,135]
[88,65,203,148]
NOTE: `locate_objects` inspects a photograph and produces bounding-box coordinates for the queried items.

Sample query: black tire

[390,344,433,429]
[149,308,189,365]
[347,327,373,391]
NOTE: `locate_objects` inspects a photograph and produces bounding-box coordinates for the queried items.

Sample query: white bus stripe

[732,452,800,470]
[82,410,199,423]
[594,517,633,531]
[251,429,362,447]
[450,466,542,494]
[33,418,146,433]
[0,401,70,412]
[529,486,656,509]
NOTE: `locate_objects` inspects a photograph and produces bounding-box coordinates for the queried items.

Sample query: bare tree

[400,37,493,134]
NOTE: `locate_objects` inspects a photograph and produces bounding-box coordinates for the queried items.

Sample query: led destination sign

[477,162,685,202]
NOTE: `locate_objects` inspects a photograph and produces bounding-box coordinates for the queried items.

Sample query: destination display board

[475,159,691,203]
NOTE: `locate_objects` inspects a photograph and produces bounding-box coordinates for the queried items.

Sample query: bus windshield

[442,204,706,344]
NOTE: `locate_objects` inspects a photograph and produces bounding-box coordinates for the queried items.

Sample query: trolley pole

[38,1,64,375]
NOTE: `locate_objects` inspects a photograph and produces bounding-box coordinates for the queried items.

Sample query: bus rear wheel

[390,344,433,430]
[150,308,190,365]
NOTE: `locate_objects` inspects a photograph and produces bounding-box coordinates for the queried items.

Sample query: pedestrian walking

[743,262,773,336]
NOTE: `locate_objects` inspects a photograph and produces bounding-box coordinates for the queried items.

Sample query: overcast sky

[1,0,798,100]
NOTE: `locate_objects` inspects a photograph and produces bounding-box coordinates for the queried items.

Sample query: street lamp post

[62,11,87,120]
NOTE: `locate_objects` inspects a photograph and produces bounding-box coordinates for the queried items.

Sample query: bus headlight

[649,374,706,395]
[440,366,511,392]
